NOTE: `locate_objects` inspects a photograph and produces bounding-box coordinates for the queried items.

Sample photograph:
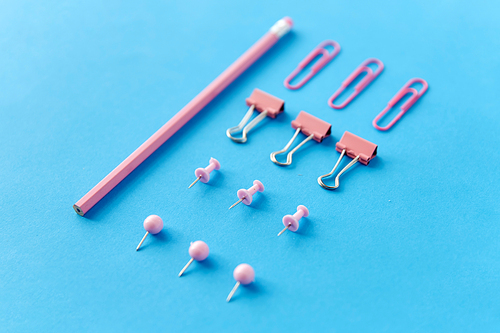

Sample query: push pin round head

[178,241,210,277]
[278,205,309,236]
[136,215,163,251]
[189,157,221,188]
[226,263,255,302]
[229,180,265,209]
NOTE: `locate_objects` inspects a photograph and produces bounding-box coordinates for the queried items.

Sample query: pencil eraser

[283,17,293,28]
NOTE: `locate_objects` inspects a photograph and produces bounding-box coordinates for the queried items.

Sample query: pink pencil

[74,17,293,216]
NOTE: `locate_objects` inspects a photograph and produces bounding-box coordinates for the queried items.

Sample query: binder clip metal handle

[284,40,341,90]
[328,58,384,109]
[226,105,267,143]
[270,128,314,166]
[318,132,377,190]
[227,89,284,143]
[270,111,331,166]
[317,149,359,189]
[372,78,428,131]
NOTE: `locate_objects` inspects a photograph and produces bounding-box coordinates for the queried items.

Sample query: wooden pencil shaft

[73,21,289,216]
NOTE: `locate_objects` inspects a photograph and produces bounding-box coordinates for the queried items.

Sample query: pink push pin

[226,263,255,302]
[136,215,163,251]
[278,205,309,236]
[228,180,265,210]
[178,241,210,277]
[189,157,221,188]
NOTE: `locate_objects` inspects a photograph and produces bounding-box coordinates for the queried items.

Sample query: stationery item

[226,264,255,302]
[189,158,221,188]
[229,180,265,210]
[73,17,294,217]
[284,40,341,90]
[270,111,331,166]
[136,215,164,251]
[178,241,210,277]
[278,205,309,236]
[372,78,428,131]
[226,89,285,143]
[328,58,384,109]
[318,132,377,190]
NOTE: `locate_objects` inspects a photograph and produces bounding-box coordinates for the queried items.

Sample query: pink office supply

[178,241,210,277]
[318,132,378,190]
[328,58,384,109]
[284,40,341,90]
[73,17,293,216]
[291,111,332,142]
[227,264,255,302]
[373,78,428,131]
[229,180,265,210]
[270,111,331,166]
[246,88,284,118]
[136,215,164,251]
[336,132,378,165]
[278,205,309,236]
[189,157,221,188]
[227,89,285,143]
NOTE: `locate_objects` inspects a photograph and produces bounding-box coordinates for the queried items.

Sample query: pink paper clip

[270,111,331,166]
[328,58,384,109]
[372,78,428,131]
[284,40,341,90]
[227,88,284,143]
[318,131,377,190]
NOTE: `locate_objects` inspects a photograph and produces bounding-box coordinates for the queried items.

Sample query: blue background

[1,0,499,332]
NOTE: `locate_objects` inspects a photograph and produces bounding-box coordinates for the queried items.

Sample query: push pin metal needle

[178,241,210,277]
[189,157,221,188]
[278,205,309,236]
[226,263,255,302]
[136,215,163,251]
[229,180,265,209]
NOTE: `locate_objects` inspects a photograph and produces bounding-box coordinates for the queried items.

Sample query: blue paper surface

[1,0,499,332]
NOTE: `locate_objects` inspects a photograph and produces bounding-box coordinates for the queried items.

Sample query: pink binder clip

[328,58,384,109]
[284,40,341,90]
[227,88,284,143]
[318,131,377,190]
[372,78,428,131]
[270,111,331,166]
